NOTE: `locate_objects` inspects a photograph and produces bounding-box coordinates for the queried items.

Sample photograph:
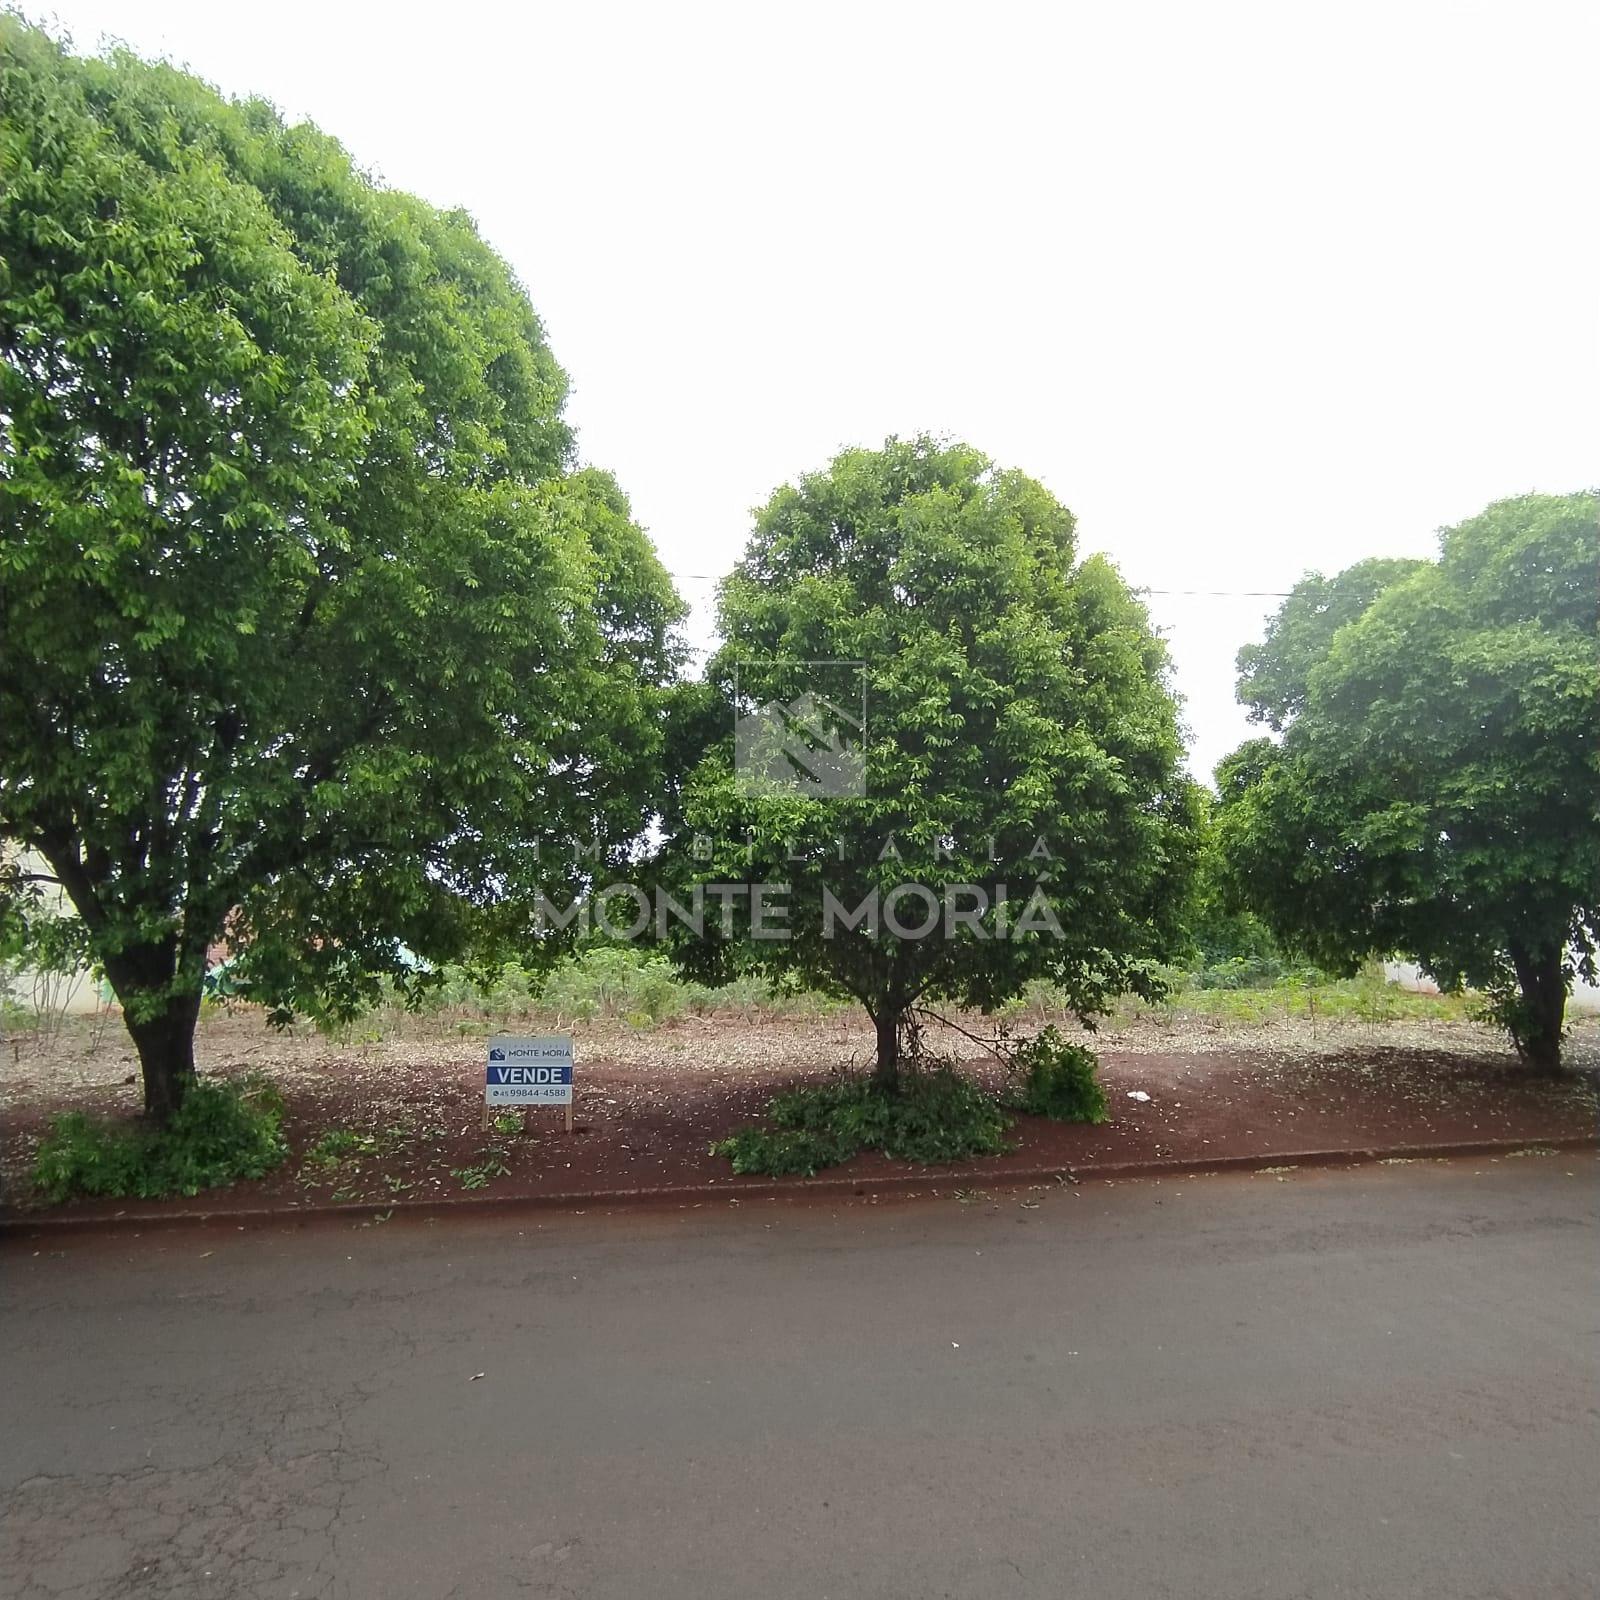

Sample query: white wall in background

[1,845,105,1019]
[1383,959,1600,1013]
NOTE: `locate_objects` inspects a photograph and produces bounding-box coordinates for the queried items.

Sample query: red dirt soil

[3,1009,1596,1225]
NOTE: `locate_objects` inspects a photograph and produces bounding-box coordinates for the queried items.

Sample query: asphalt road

[3,1157,1597,1600]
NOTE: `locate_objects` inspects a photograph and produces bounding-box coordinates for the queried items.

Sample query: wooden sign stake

[565,1040,575,1133]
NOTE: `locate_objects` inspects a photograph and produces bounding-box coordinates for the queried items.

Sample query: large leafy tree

[0,21,683,1118]
[666,437,1199,1087]
[1216,492,1600,1069]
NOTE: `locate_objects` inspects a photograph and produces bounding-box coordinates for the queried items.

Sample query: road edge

[3,1132,1595,1239]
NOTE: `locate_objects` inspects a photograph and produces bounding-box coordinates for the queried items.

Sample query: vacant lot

[4,983,1596,1218]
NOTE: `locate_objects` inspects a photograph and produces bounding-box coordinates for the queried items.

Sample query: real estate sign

[486,1035,574,1106]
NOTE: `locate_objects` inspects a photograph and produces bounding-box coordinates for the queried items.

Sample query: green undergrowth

[310,947,848,1039]
[32,1075,288,1203]
[217,950,1478,1047]
[714,1039,1111,1178]
[713,1065,1010,1176]
[1002,1026,1109,1123]
[1156,969,1473,1026]
[997,967,1476,1030]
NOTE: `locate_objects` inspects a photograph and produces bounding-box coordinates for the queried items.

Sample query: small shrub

[33,1076,288,1203]
[712,1126,852,1177]
[0,989,30,1034]
[994,977,1069,1023]
[1005,1027,1108,1123]
[539,947,687,1023]
[712,1064,1011,1177]
[682,973,765,1016]
[1190,954,1286,990]
[687,973,848,1019]
[424,962,540,1016]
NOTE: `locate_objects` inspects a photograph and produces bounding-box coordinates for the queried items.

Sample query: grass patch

[33,1076,288,1203]
[713,1064,1011,1177]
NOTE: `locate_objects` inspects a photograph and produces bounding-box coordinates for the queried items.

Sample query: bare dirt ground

[3,1003,1597,1220]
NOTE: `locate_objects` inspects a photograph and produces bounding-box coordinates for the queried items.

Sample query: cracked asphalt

[3,1156,1597,1599]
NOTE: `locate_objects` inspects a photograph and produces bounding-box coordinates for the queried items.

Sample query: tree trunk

[123,988,203,1123]
[872,1009,900,1094]
[34,839,213,1122]
[1508,942,1566,1073]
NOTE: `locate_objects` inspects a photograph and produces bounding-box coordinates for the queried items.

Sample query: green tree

[1216,492,1600,1069]
[1181,794,1284,975]
[0,21,683,1118]
[665,437,1199,1088]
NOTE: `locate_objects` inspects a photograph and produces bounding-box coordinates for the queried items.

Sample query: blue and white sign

[486,1035,574,1105]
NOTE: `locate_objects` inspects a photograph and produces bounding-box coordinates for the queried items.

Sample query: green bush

[712,1125,853,1177]
[334,962,540,1033]
[712,1065,1011,1177]
[1189,954,1287,990]
[539,947,690,1023]
[301,948,847,1036]
[1005,1027,1108,1123]
[33,1076,288,1202]
[535,947,848,1024]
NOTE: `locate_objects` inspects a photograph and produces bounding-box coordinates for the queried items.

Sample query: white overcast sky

[35,0,1599,781]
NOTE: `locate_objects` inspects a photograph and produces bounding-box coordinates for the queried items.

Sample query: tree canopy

[665,436,1200,1085]
[0,19,684,1116]
[1215,492,1600,1068]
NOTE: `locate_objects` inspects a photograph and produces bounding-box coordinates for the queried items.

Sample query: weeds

[1144,967,1473,1027]
[538,948,688,1024]
[299,947,846,1037]
[451,1149,512,1190]
[304,1127,369,1166]
[301,1124,408,1175]
[33,1076,288,1202]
